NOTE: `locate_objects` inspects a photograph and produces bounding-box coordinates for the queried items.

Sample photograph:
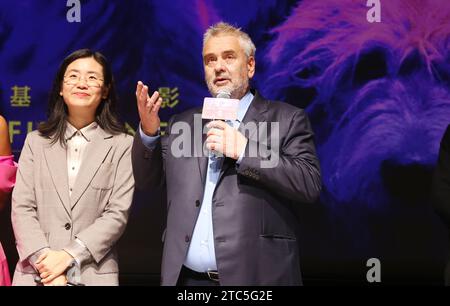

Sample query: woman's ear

[59,92,63,96]
[102,85,110,99]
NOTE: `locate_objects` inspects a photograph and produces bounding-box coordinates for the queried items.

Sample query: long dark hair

[38,49,125,145]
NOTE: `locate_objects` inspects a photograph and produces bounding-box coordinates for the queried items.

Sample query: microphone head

[216,90,231,99]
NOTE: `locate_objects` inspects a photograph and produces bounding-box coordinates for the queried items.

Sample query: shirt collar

[65,121,98,142]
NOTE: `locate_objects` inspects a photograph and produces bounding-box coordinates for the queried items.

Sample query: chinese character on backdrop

[158,87,179,109]
[11,86,31,107]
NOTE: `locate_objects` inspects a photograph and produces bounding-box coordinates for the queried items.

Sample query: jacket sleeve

[131,116,175,191]
[11,133,50,261]
[236,109,322,203]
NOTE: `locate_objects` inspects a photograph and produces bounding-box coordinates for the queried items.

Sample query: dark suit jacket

[132,91,321,285]
[432,125,450,285]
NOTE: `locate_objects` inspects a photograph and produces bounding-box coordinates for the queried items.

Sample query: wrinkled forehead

[203,34,244,56]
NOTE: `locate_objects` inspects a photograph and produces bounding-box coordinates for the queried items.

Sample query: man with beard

[132,22,321,286]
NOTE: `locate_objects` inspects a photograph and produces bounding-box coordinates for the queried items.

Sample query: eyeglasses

[63,73,104,88]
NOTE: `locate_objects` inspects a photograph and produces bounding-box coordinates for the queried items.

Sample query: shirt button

[70,188,73,192]
[64,223,71,230]
[75,149,78,152]
[185,235,190,243]
[72,167,75,170]
[195,200,200,207]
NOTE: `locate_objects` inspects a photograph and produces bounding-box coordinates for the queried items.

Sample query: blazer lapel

[193,109,209,186]
[70,128,113,209]
[237,91,269,138]
[44,142,71,217]
[217,91,269,184]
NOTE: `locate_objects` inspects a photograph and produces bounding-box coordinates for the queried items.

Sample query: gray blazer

[11,128,134,286]
[132,91,322,285]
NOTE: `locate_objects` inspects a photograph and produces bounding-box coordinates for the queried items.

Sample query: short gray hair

[203,22,256,58]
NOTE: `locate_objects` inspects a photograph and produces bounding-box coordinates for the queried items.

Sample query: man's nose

[213,58,226,72]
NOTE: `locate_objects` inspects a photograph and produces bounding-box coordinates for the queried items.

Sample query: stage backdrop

[1,0,449,284]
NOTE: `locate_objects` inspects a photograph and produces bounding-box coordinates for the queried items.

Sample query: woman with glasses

[11,49,134,286]
[0,115,17,286]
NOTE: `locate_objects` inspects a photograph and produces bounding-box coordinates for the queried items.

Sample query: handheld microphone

[201,90,238,121]
[216,90,231,99]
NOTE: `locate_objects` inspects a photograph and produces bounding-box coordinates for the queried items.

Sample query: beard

[206,74,250,99]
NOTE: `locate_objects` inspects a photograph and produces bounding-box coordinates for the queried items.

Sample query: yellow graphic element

[9,121,21,143]
[159,87,179,109]
[8,121,40,144]
[160,121,168,136]
[125,122,136,136]
[11,86,31,107]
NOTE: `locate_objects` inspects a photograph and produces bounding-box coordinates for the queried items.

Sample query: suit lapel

[193,109,209,186]
[237,91,269,138]
[217,91,269,185]
[70,128,113,209]
[44,142,71,216]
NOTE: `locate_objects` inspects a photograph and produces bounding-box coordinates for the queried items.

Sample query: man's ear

[247,56,256,79]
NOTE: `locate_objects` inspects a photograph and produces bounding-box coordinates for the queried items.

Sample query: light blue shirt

[139,91,254,272]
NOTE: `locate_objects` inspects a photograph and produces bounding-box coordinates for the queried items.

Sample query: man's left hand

[206,120,248,160]
[35,250,74,284]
